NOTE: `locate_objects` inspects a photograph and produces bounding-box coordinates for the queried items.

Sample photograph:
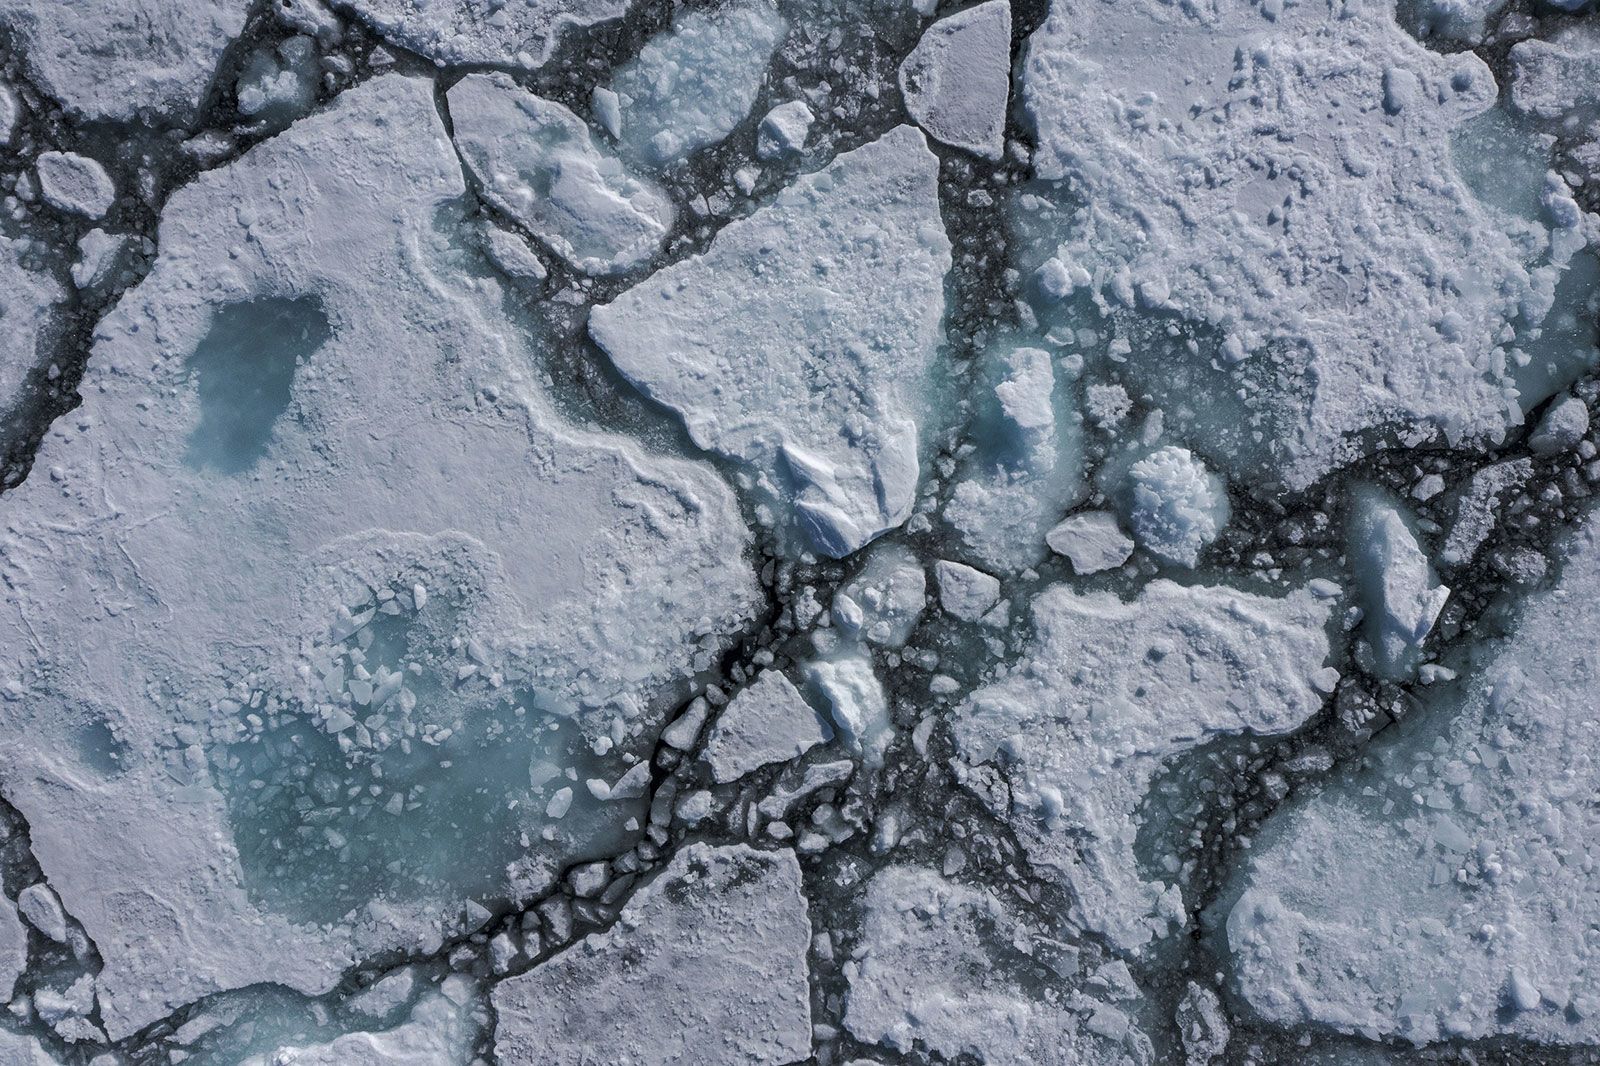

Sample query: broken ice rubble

[590,125,951,557]
[336,0,629,68]
[701,670,833,784]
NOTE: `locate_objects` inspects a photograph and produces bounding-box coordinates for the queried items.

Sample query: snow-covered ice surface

[2,0,1600,1062]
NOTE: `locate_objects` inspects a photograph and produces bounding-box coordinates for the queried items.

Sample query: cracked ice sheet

[1018,0,1587,489]
[491,842,812,1065]
[590,125,952,558]
[334,0,630,68]
[953,580,1335,952]
[1221,508,1600,1045]
[0,74,757,1037]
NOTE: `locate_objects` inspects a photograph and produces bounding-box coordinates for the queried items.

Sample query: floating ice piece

[0,74,756,1037]
[349,967,416,1020]
[702,671,833,783]
[0,1030,58,1065]
[1125,447,1228,568]
[0,84,19,146]
[1176,983,1230,1064]
[609,0,786,165]
[240,992,474,1066]
[448,74,673,276]
[954,580,1333,950]
[0,236,68,425]
[492,843,812,1065]
[1348,487,1449,680]
[1529,394,1590,455]
[1020,0,1584,488]
[897,0,1011,160]
[1440,459,1532,565]
[35,151,115,220]
[832,543,926,647]
[806,652,893,768]
[70,230,129,295]
[1046,511,1134,574]
[845,865,1154,1065]
[335,0,629,68]
[757,100,814,160]
[1510,26,1600,122]
[591,126,951,557]
[934,560,1000,622]
[1222,509,1600,1043]
[0,0,246,122]
[0,895,25,1000]
[236,36,318,127]
[16,883,67,943]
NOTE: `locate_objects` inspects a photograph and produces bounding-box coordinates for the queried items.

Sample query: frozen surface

[1046,511,1134,574]
[238,992,475,1066]
[492,842,812,1065]
[34,152,114,221]
[897,0,1011,160]
[335,0,630,68]
[702,671,833,784]
[0,237,68,428]
[1346,486,1449,680]
[591,126,950,557]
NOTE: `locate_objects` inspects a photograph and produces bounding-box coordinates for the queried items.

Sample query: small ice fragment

[0,84,18,146]
[1125,447,1228,568]
[545,787,574,819]
[0,894,24,1000]
[1508,970,1541,1012]
[349,967,415,1019]
[235,37,318,126]
[1528,395,1589,455]
[71,229,128,294]
[832,543,926,647]
[805,653,892,767]
[702,671,833,784]
[607,761,651,800]
[35,151,115,220]
[17,882,68,943]
[1347,486,1450,680]
[934,560,1001,621]
[757,100,813,159]
[897,0,1011,160]
[591,86,622,139]
[1045,511,1134,574]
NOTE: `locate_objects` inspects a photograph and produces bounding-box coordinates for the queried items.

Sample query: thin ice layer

[953,581,1333,951]
[492,843,812,1065]
[0,0,246,122]
[0,75,757,1038]
[447,73,673,276]
[1224,509,1600,1045]
[1020,0,1586,488]
[334,0,629,68]
[590,126,951,557]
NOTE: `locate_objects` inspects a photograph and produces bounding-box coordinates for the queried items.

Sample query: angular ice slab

[492,843,812,1065]
[1346,486,1449,680]
[447,74,673,276]
[591,126,951,557]
[898,0,1011,160]
[702,670,833,783]
[607,0,787,165]
[1224,510,1600,1045]
[0,0,246,122]
[1020,0,1586,488]
[336,0,629,68]
[954,581,1333,951]
[845,865,1154,1065]
[0,75,756,1037]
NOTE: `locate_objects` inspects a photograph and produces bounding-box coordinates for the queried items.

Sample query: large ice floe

[590,124,952,557]
[334,0,630,68]
[0,74,756,1036]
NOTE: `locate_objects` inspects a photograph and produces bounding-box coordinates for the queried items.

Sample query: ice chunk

[349,968,417,1020]
[934,560,1000,622]
[0,1030,59,1065]
[1222,509,1600,1043]
[492,843,812,1065]
[1046,511,1134,575]
[757,100,814,160]
[0,74,757,1037]
[832,542,926,647]
[608,0,786,165]
[702,670,832,783]
[35,151,115,221]
[805,652,893,768]
[447,73,673,276]
[1348,486,1449,680]
[1440,459,1532,566]
[1019,0,1584,488]
[0,0,246,122]
[897,0,1011,160]
[590,126,951,557]
[1510,25,1600,122]
[953,580,1333,950]
[70,230,130,295]
[16,882,67,943]
[240,992,474,1065]
[235,36,318,128]
[0,894,25,1000]
[335,0,630,68]
[1124,447,1229,568]
[0,236,69,429]
[845,865,1153,1065]
[1528,394,1590,455]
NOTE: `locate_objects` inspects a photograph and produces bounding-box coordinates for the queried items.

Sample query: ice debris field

[0,0,1596,1063]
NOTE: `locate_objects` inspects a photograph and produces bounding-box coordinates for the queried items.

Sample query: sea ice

[1528,394,1590,455]
[238,991,475,1066]
[1346,486,1450,680]
[235,36,319,129]
[447,73,674,276]
[701,670,833,784]
[934,560,1001,622]
[832,543,927,648]
[1509,24,1600,123]
[1123,447,1229,568]
[335,0,630,68]
[491,843,812,1065]
[1045,511,1134,575]
[953,580,1333,950]
[0,74,756,1037]
[0,895,24,1001]
[0,237,68,430]
[34,152,115,221]
[607,0,787,165]
[805,652,893,768]
[590,126,951,557]
[757,101,815,160]
[897,0,1011,160]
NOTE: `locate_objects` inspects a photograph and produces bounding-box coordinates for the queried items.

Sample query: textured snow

[0,74,756,1037]
[702,670,833,784]
[805,652,892,767]
[590,126,951,557]
[833,543,927,648]
[608,0,787,165]
[954,580,1333,950]
[0,896,24,1002]
[492,842,812,1065]
[934,560,1001,622]
[239,992,474,1066]
[335,0,630,68]
[1510,24,1600,122]
[1124,447,1229,568]
[1347,487,1449,680]
[0,1031,58,1065]
[1020,0,1586,487]
[897,0,1011,160]
[447,73,673,276]
[0,0,246,122]
[1225,509,1600,1044]
[1046,511,1135,574]
[34,152,114,221]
